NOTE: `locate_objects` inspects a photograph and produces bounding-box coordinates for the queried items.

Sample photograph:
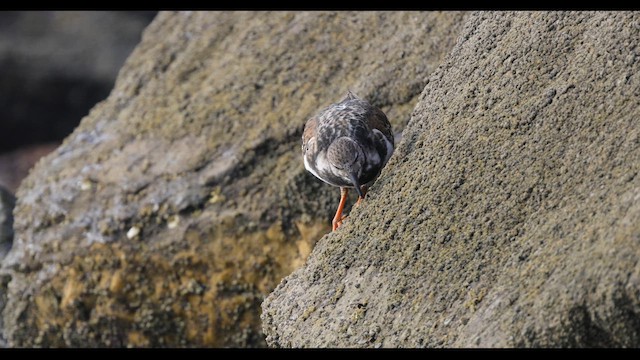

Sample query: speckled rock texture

[0,11,467,347]
[262,11,640,347]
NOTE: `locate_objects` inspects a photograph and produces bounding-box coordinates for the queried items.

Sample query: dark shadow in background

[0,11,156,152]
[0,58,114,152]
[0,11,157,192]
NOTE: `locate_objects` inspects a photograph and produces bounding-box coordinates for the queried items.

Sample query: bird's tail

[345,89,359,101]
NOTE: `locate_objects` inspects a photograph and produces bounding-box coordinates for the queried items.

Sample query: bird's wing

[302,116,318,148]
[367,107,394,146]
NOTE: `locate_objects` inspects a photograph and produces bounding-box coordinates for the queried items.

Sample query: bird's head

[326,137,365,198]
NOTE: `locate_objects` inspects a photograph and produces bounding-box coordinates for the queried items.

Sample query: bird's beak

[349,172,364,199]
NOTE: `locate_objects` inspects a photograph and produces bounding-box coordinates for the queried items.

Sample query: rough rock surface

[262,11,640,347]
[1,11,467,347]
[0,11,155,153]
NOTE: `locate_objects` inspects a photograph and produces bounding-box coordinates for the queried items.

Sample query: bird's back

[303,92,394,188]
[315,96,392,148]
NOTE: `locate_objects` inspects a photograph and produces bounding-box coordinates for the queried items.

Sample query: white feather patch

[304,154,322,180]
[373,129,394,164]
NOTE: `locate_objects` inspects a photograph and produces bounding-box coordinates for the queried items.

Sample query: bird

[302,91,394,231]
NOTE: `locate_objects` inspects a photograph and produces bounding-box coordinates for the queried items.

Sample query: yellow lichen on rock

[16,216,326,347]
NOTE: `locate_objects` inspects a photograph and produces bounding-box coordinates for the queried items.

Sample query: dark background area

[0,11,156,192]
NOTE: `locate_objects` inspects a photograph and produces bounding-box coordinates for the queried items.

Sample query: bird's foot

[353,185,368,208]
[332,214,347,231]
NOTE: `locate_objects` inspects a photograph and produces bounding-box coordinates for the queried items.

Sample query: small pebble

[127,226,141,239]
[79,179,92,191]
[167,215,180,229]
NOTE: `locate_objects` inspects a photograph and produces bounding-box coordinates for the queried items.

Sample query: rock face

[262,11,640,347]
[0,11,155,153]
[1,11,467,347]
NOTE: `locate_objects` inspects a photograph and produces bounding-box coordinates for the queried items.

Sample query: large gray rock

[262,11,640,347]
[1,11,467,347]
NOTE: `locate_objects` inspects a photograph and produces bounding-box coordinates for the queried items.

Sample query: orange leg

[354,185,368,207]
[332,187,349,231]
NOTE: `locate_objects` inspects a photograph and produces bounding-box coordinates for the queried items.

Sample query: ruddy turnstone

[302,91,394,231]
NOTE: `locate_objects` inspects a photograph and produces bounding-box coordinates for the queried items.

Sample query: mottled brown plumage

[302,91,394,231]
